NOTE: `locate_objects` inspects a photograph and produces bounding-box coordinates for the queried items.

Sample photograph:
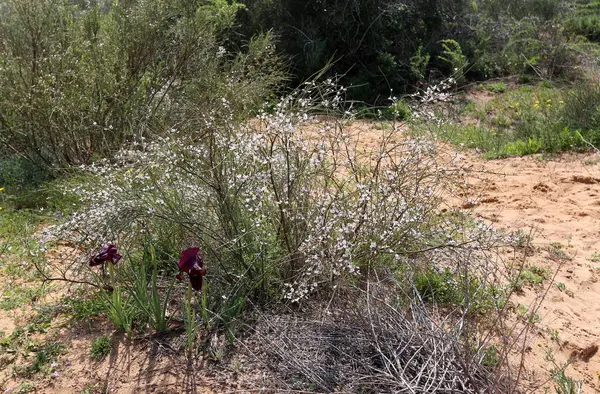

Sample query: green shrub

[237,0,592,102]
[239,0,473,102]
[561,82,600,143]
[479,0,564,21]
[382,99,412,121]
[412,265,503,312]
[482,345,501,367]
[565,1,600,41]
[410,46,431,82]
[414,267,460,305]
[90,335,112,361]
[503,137,543,156]
[90,336,111,360]
[0,0,283,170]
[486,82,508,93]
[514,264,551,290]
[0,158,52,192]
[438,39,468,84]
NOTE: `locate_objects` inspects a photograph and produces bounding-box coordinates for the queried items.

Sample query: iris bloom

[89,244,122,267]
[177,247,206,291]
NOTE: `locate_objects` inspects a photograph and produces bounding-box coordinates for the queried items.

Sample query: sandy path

[461,151,600,392]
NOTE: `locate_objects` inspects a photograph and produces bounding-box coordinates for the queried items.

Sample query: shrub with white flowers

[47,80,505,306]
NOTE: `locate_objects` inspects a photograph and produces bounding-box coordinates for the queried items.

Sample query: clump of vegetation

[486,82,508,93]
[90,336,111,361]
[514,264,551,290]
[25,76,549,391]
[0,0,283,172]
[237,0,598,102]
[382,98,412,121]
[417,81,600,157]
[565,1,600,41]
[45,82,477,321]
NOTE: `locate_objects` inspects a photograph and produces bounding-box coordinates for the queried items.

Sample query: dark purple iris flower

[89,244,122,267]
[176,247,206,291]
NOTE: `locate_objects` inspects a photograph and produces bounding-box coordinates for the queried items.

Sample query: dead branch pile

[248,283,512,394]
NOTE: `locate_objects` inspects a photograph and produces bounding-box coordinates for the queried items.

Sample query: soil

[461,150,600,393]
[1,121,600,393]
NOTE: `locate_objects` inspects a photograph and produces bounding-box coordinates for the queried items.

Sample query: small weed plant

[90,336,111,361]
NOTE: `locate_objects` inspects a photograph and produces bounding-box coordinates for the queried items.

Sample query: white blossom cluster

[410,77,456,105]
[409,77,457,123]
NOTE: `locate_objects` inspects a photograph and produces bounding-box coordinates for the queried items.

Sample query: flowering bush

[45,79,507,315]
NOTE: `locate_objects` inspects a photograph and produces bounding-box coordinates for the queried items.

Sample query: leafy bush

[561,81,600,143]
[438,39,468,85]
[235,0,597,103]
[503,137,544,156]
[502,21,593,79]
[410,45,431,81]
[238,0,473,102]
[486,82,508,93]
[0,158,52,192]
[565,1,600,41]
[513,264,551,290]
[414,267,460,305]
[479,0,565,21]
[382,98,412,121]
[0,0,283,170]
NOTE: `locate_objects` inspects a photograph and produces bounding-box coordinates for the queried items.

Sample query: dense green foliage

[237,0,598,102]
[0,0,283,170]
[238,0,470,102]
[0,0,597,173]
[565,1,600,40]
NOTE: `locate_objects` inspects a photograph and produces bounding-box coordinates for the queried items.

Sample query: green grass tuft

[90,336,112,361]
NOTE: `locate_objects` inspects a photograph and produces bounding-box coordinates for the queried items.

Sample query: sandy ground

[461,150,600,393]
